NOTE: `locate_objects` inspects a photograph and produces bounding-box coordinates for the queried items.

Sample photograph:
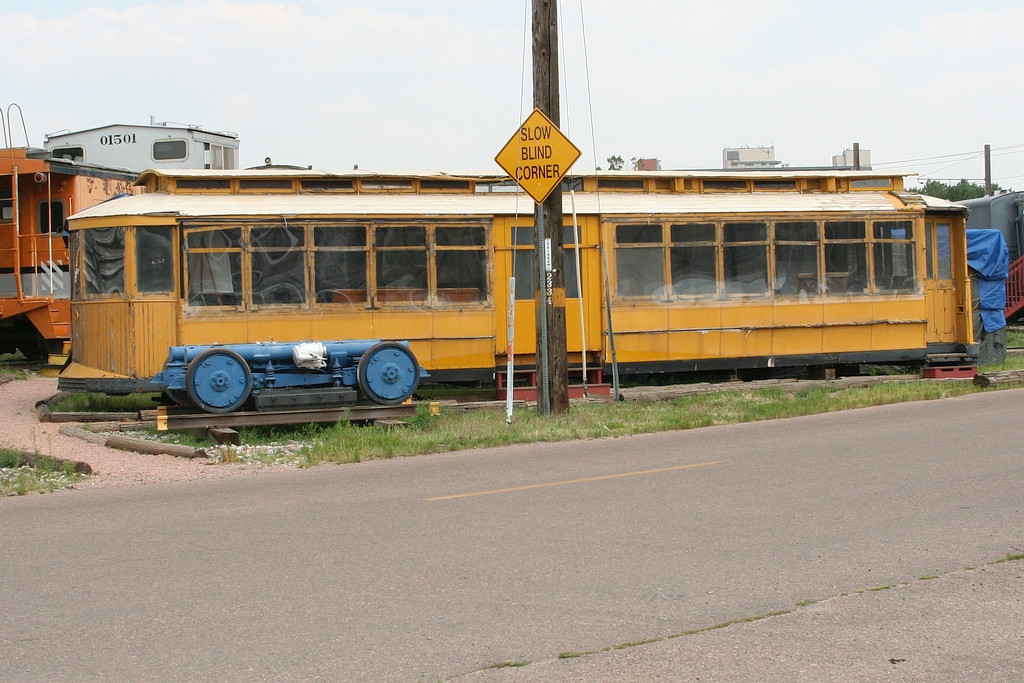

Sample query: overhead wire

[577,0,619,399]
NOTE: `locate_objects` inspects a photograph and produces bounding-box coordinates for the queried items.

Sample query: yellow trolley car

[57,167,974,394]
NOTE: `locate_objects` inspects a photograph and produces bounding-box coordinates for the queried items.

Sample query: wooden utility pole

[532,0,569,415]
[984,144,992,196]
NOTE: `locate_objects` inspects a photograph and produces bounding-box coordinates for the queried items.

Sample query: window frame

[609,214,923,303]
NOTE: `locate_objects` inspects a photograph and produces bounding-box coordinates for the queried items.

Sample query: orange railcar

[0,147,136,358]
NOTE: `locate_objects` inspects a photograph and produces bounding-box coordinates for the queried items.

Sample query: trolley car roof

[69,189,956,223]
[67,168,963,223]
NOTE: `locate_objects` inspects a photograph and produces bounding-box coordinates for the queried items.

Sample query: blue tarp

[966,229,1009,332]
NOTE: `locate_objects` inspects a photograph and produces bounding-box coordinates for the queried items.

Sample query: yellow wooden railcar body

[59,169,972,393]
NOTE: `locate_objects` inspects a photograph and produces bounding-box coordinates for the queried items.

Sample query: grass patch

[296,380,984,465]
[993,552,1024,564]
[979,353,1024,372]
[48,391,161,413]
[485,661,529,669]
[1,447,85,496]
[1005,327,1024,348]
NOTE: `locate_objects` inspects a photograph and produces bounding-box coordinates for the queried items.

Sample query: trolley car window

[723,222,768,295]
[562,225,581,299]
[936,223,952,279]
[774,221,820,296]
[185,227,242,306]
[511,227,535,300]
[670,223,717,296]
[135,227,174,293]
[251,226,306,305]
[314,225,367,303]
[435,226,486,303]
[436,226,486,246]
[83,227,126,296]
[376,226,427,302]
[824,221,868,295]
[873,220,916,293]
[616,223,664,298]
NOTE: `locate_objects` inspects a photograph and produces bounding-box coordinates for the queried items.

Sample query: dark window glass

[873,221,916,293]
[616,224,661,243]
[377,225,426,247]
[824,243,868,294]
[51,146,85,161]
[314,226,367,303]
[38,201,65,234]
[436,226,485,246]
[824,221,867,295]
[936,223,951,279]
[513,248,534,300]
[774,222,820,296]
[185,227,242,306]
[153,139,188,161]
[83,227,126,296]
[436,225,488,303]
[670,223,715,243]
[315,252,367,303]
[775,221,817,242]
[874,220,913,241]
[376,226,427,302]
[437,251,486,300]
[315,225,366,248]
[723,244,768,294]
[671,245,717,295]
[616,247,663,297]
[723,222,767,242]
[511,227,535,245]
[135,227,174,293]
[562,225,580,245]
[251,226,306,305]
[562,249,581,298]
[825,221,865,240]
[376,251,427,296]
[775,244,820,296]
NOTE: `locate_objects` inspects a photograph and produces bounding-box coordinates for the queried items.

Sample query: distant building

[722,146,784,169]
[832,148,871,169]
[634,158,661,171]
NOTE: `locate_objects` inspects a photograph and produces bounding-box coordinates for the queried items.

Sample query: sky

[3,0,1024,189]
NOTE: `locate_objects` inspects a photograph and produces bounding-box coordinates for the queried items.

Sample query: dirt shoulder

[0,374,271,490]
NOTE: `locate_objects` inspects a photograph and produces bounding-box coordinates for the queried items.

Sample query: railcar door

[493,216,603,375]
[924,218,956,342]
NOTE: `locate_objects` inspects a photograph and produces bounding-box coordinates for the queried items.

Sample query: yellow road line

[426,460,727,501]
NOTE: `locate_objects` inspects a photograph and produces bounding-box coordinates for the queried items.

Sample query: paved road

[2,389,1023,680]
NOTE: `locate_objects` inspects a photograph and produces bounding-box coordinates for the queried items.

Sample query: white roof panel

[70,190,917,223]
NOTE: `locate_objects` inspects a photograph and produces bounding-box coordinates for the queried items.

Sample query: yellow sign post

[495,108,581,204]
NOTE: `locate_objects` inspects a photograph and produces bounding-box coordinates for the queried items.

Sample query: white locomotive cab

[44,120,239,173]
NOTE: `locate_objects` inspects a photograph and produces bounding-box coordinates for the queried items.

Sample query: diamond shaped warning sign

[495,108,581,204]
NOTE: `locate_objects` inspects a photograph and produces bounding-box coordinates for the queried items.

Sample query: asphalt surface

[466,559,1024,681]
[2,388,1023,680]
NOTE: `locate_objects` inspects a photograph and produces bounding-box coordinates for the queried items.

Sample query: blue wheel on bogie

[357,342,420,405]
[185,348,252,413]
